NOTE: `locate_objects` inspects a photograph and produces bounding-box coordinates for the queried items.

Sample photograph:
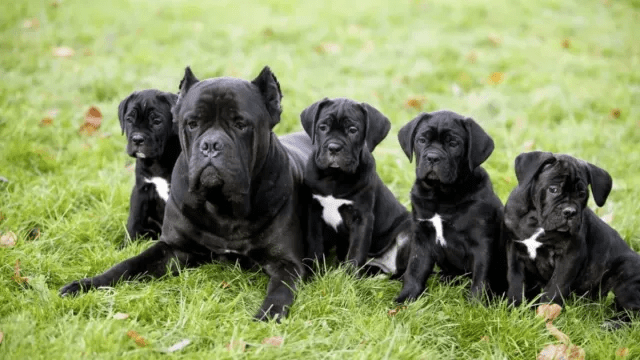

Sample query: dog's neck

[136,134,181,177]
[412,167,489,209]
[305,149,375,197]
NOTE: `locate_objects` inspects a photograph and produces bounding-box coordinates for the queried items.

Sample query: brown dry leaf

[488,72,504,84]
[536,304,562,322]
[405,96,427,110]
[538,344,585,360]
[546,322,570,344]
[262,336,283,347]
[388,305,407,317]
[225,340,246,352]
[52,46,75,57]
[601,213,614,224]
[616,347,629,358]
[523,140,535,151]
[610,108,621,119]
[561,39,571,49]
[487,34,501,47]
[39,117,54,127]
[113,313,129,320]
[127,330,148,347]
[314,42,341,54]
[79,106,103,135]
[22,18,40,29]
[0,231,17,247]
[220,281,230,289]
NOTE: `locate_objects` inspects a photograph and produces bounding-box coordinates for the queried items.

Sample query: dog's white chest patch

[312,194,353,231]
[144,177,170,202]
[517,227,545,260]
[417,213,447,247]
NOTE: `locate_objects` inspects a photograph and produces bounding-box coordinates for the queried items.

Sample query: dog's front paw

[254,304,287,322]
[59,278,93,297]
[395,285,424,304]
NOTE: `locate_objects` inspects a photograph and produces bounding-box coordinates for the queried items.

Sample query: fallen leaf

[314,42,341,54]
[601,213,614,224]
[561,39,571,49]
[388,305,407,317]
[488,72,504,84]
[225,340,246,352]
[52,46,75,57]
[39,117,53,127]
[523,140,535,151]
[126,330,148,347]
[487,34,501,47]
[616,347,629,358]
[166,339,191,352]
[610,108,621,119]
[220,281,230,289]
[536,304,562,322]
[22,18,40,29]
[546,322,570,344]
[78,106,102,135]
[113,313,129,320]
[0,231,17,247]
[405,96,427,110]
[538,343,585,360]
[262,336,283,347]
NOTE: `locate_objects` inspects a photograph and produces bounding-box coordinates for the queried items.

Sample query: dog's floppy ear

[514,151,556,185]
[462,117,494,171]
[158,91,178,108]
[117,92,137,135]
[397,113,431,162]
[359,103,391,152]
[252,66,283,129]
[300,98,331,144]
[583,162,612,207]
[179,66,199,96]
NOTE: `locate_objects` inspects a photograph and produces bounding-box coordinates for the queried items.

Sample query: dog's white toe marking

[312,194,353,231]
[368,232,410,274]
[417,213,447,247]
[516,227,545,259]
[144,177,170,202]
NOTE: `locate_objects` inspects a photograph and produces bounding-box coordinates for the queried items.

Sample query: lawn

[1,0,639,358]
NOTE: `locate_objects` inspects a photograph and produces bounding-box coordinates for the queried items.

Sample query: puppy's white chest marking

[417,213,447,247]
[517,227,545,259]
[144,177,170,202]
[312,194,353,231]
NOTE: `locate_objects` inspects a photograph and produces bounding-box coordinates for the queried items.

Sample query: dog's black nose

[562,206,577,218]
[131,134,144,146]
[327,142,343,154]
[200,139,223,157]
[426,153,441,164]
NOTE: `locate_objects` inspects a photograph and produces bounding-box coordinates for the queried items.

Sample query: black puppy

[61,66,312,321]
[504,151,640,320]
[118,89,180,241]
[395,110,506,303]
[301,98,412,275]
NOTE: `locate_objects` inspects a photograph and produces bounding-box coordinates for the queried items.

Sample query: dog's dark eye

[235,122,247,130]
[187,121,198,130]
[126,116,135,124]
[548,186,560,194]
[318,124,328,132]
[448,140,459,147]
[348,127,358,135]
[417,137,427,145]
[152,118,163,126]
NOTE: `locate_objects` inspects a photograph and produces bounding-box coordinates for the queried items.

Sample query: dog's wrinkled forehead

[538,156,587,185]
[319,99,365,126]
[417,111,467,139]
[177,78,262,123]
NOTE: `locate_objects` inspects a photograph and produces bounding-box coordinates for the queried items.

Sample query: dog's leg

[304,203,326,269]
[395,230,434,303]
[255,260,303,321]
[469,247,490,300]
[126,185,155,241]
[506,241,526,305]
[540,249,585,304]
[346,213,374,270]
[59,241,191,296]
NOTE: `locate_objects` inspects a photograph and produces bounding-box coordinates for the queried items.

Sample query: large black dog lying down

[118,90,180,241]
[504,151,640,322]
[61,66,312,321]
[395,110,507,303]
[301,98,412,275]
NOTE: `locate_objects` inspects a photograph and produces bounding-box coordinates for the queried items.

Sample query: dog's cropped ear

[514,151,556,185]
[179,66,199,96]
[462,117,494,171]
[397,113,431,162]
[252,66,283,129]
[300,98,331,144]
[118,92,137,135]
[583,162,612,207]
[359,103,391,152]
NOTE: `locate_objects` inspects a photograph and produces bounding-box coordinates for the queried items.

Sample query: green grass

[1,0,639,358]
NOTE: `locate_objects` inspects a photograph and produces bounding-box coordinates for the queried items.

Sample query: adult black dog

[395,110,506,303]
[504,151,640,321]
[60,66,312,321]
[118,89,180,241]
[301,98,412,275]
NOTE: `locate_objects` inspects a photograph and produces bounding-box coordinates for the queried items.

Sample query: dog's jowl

[504,151,640,323]
[395,110,507,303]
[61,66,312,321]
[118,89,180,241]
[301,98,412,275]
